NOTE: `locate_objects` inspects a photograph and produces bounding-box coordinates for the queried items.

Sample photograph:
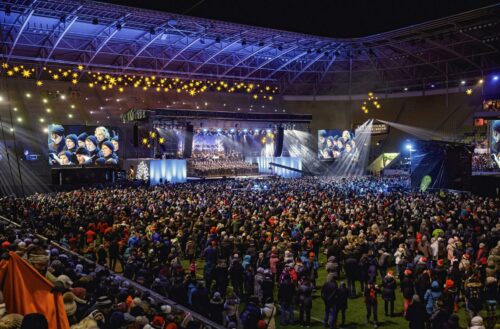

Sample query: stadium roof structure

[1,0,499,95]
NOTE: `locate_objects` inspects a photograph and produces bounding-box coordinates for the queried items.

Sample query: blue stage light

[243,129,248,133]
[230,128,235,133]
[255,129,260,134]
[203,128,208,133]
[493,75,499,81]
[266,129,271,133]
[217,128,222,133]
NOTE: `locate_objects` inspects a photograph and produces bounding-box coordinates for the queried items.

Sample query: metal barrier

[0,214,225,329]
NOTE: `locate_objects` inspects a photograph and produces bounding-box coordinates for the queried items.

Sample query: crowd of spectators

[189,159,258,177]
[0,176,498,329]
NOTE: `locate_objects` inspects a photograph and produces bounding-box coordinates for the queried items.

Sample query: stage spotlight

[404,87,408,91]
[479,79,484,84]
[230,128,235,133]
[46,108,51,113]
[68,114,73,118]
[60,94,66,100]
[217,128,222,133]
[43,127,48,133]
[406,144,413,151]
[39,118,45,123]
[25,93,31,98]
[0,96,3,102]
[493,75,499,81]
[466,88,473,95]
[159,137,165,144]
[142,138,148,145]
[461,80,466,85]
[243,128,248,133]
[255,129,260,134]
[203,128,208,133]
[266,129,271,133]
[17,117,23,122]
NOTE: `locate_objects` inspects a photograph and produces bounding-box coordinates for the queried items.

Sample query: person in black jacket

[321,275,338,329]
[337,282,349,327]
[364,281,380,328]
[229,255,245,297]
[382,271,397,317]
[278,274,295,325]
[405,294,426,329]
[344,249,358,298]
[297,276,313,327]
[401,269,415,316]
[209,291,225,325]
[240,296,263,329]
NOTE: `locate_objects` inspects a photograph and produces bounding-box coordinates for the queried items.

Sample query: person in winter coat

[429,300,449,329]
[405,294,427,329]
[254,267,265,303]
[261,269,274,305]
[244,266,255,299]
[364,281,380,328]
[382,271,397,317]
[401,269,415,315]
[209,291,225,324]
[424,281,442,316]
[344,251,358,297]
[321,275,338,329]
[260,297,276,329]
[240,296,263,329]
[337,282,349,327]
[297,276,313,327]
[224,289,240,327]
[325,256,339,278]
[442,279,458,315]
[229,255,245,297]
[278,273,295,325]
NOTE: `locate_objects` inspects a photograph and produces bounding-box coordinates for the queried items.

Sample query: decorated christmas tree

[136,161,149,181]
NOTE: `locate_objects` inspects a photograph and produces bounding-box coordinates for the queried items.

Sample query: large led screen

[48,124,119,166]
[318,129,357,159]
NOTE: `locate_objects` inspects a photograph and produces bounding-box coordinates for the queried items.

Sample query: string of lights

[0,62,278,100]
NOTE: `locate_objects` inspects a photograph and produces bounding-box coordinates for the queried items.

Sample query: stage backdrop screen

[491,119,500,169]
[48,124,119,166]
[318,129,357,159]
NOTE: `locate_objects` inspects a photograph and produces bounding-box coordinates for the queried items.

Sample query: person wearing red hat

[442,279,458,315]
[401,270,415,316]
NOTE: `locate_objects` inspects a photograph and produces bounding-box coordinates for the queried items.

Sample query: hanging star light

[22,69,31,78]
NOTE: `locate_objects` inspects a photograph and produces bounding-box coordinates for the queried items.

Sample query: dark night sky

[103,0,499,38]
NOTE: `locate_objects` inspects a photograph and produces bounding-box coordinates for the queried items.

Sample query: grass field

[182,254,499,329]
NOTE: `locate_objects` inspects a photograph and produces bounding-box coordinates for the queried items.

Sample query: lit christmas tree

[136,161,149,181]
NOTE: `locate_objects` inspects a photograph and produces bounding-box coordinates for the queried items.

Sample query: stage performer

[94,126,110,149]
[98,141,118,165]
[77,132,88,148]
[75,147,92,165]
[85,135,101,162]
[48,124,65,159]
[65,134,78,153]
